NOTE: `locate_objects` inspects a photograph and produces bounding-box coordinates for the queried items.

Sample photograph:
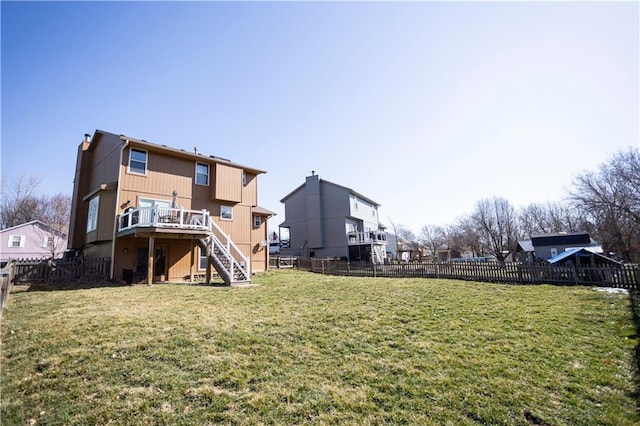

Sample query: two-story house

[278,172,386,263]
[68,130,274,285]
[1,220,68,262]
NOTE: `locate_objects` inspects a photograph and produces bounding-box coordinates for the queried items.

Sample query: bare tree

[397,227,422,261]
[569,148,640,261]
[471,196,518,262]
[451,216,484,258]
[387,218,405,261]
[420,224,446,257]
[518,201,590,237]
[1,174,42,229]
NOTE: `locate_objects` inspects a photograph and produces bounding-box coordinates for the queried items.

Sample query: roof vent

[84,133,91,142]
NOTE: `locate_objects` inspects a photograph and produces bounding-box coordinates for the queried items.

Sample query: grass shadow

[22,280,128,292]
[628,289,640,409]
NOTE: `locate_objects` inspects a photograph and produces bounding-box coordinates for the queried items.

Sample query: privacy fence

[7,257,111,285]
[289,258,639,289]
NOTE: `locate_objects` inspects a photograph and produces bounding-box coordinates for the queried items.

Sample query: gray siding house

[279,173,387,263]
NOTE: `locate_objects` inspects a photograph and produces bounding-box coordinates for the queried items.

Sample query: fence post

[0,261,16,318]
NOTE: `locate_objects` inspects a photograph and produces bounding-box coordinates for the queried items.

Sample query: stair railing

[208,220,250,280]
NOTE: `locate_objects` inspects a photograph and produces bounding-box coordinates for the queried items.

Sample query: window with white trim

[87,195,99,232]
[196,162,209,186]
[253,215,261,227]
[129,148,147,175]
[220,205,233,220]
[8,235,24,247]
[198,247,207,270]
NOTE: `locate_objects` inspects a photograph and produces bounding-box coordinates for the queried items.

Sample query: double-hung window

[253,215,261,227]
[196,163,209,186]
[9,235,24,247]
[129,148,147,175]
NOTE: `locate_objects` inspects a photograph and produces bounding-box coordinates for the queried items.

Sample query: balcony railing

[347,230,387,245]
[118,207,211,232]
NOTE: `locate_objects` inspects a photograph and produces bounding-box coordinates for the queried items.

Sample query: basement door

[136,246,167,282]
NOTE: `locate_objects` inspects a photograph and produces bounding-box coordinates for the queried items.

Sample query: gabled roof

[547,247,621,265]
[516,240,534,253]
[89,129,266,175]
[280,176,380,206]
[1,220,67,238]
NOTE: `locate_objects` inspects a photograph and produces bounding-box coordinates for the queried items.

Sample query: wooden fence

[294,258,639,289]
[10,257,111,285]
[269,256,298,269]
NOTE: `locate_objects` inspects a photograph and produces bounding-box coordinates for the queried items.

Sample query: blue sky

[2,1,638,234]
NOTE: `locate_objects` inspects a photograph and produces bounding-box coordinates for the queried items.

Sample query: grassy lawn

[1,270,637,425]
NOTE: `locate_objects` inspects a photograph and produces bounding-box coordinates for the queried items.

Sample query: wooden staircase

[197,221,250,285]
[371,244,385,265]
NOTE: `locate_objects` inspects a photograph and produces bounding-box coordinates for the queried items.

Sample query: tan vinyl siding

[86,190,117,244]
[121,147,196,206]
[89,133,122,190]
[214,163,242,203]
[251,219,268,273]
[214,204,251,245]
[242,172,258,205]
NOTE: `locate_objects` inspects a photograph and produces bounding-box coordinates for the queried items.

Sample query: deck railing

[118,207,211,232]
[347,230,387,245]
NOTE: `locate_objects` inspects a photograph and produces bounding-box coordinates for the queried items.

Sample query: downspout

[109,138,129,279]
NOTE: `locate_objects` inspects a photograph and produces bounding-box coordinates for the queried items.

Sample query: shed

[547,247,622,267]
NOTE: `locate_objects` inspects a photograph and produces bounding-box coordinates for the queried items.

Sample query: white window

[220,205,233,220]
[242,171,247,186]
[87,195,99,232]
[195,163,209,186]
[198,247,208,270]
[8,235,24,247]
[253,215,261,227]
[129,148,147,175]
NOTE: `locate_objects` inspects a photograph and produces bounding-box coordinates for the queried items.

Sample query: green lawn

[1,270,637,425]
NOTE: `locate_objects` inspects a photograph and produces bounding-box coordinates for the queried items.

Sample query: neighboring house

[68,130,274,285]
[515,231,603,263]
[0,220,68,261]
[279,172,387,264]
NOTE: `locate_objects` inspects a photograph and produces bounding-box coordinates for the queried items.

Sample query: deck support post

[205,241,212,284]
[147,237,155,286]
